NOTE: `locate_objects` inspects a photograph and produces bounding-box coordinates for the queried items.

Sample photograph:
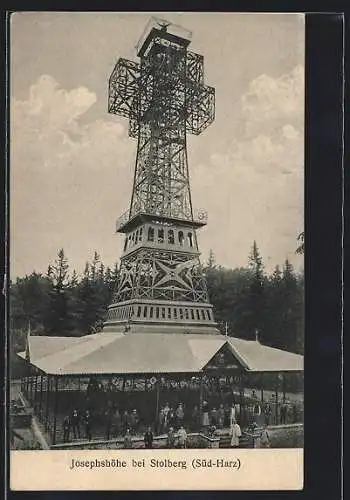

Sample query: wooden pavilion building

[18,332,303,446]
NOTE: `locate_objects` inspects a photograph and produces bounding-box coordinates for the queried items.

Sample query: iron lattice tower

[104,19,218,334]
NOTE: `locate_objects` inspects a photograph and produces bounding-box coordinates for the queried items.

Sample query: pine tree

[46,249,72,334]
[280,259,299,352]
[246,241,266,339]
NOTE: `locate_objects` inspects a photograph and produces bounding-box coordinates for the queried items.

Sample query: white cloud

[11,75,134,277]
[241,64,304,138]
[11,67,304,278]
[191,65,304,272]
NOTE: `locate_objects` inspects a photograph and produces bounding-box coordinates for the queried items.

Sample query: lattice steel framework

[104,19,218,334]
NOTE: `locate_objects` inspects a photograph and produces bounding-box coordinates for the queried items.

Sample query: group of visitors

[123,425,188,449]
[63,408,93,442]
[62,406,142,442]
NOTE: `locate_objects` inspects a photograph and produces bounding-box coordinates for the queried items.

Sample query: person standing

[122,409,130,433]
[71,409,80,439]
[167,427,176,449]
[263,402,272,425]
[163,402,170,431]
[201,401,210,429]
[230,419,242,448]
[144,426,154,449]
[191,405,199,429]
[176,403,184,428]
[217,404,225,429]
[210,407,218,427]
[260,424,270,448]
[105,408,113,440]
[63,415,70,443]
[83,410,92,441]
[123,428,133,449]
[130,409,139,434]
[229,403,236,427]
[158,407,165,434]
[280,400,287,424]
[113,408,122,436]
[177,425,187,449]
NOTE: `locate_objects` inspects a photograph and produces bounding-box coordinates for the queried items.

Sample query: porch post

[52,376,59,445]
[28,369,33,404]
[239,372,245,426]
[260,372,264,402]
[275,375,279,425]
[121,375,126,410]
[45,375,50,431]
[39,374,44,417]
[199,374,204,410]
[282,372,286,402]
[34,374,38,413]
[155,377,160,426]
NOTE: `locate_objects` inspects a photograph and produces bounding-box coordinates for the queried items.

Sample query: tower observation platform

[104,18,218,335]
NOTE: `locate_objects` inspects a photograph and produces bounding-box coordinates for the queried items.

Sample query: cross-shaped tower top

[104,19,218,335]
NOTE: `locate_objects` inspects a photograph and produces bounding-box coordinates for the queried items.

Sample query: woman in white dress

[230,419,241,448]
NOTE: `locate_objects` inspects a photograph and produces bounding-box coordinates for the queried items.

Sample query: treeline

[10,250,118,352]
[10,242,304,355]
[205,243,304,355]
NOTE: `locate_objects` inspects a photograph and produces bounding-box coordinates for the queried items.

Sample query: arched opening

[168,229,175,244]
[148,227,154,242]
[158,228,164,243]
[188,232,193,247]
[178,231,184,246]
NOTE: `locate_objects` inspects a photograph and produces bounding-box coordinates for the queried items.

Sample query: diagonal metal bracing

[106,22,216,326]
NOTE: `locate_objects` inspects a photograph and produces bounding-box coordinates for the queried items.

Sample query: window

[188,232,193,247]
[191,310,195,320]
[158,228,164,243]
[150,307,154,318]
[139,228,143,242]
[168,307,172,319]
[196,310,200,320]
[143,306,148,318]
[132,233,135,245]
[174,308,178,319]
[179,308,183,319]
[206,310,211,320]
[156,307,160,319]
[178,231,184,246]
[135,229,139,244]
[124,238,128,251]
[185,309,189,320]
[137,306,141,318]
[161,307,166,319]
[201,310,206,320]
[168,229,175,244]
[148,227,154,242]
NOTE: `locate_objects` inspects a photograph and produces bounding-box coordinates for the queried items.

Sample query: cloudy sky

[10,12,304,279]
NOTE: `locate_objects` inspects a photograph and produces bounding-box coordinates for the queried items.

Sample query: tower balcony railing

[115,207,208,233]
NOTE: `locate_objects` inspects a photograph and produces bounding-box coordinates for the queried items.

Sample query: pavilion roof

[17,332,303,375]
